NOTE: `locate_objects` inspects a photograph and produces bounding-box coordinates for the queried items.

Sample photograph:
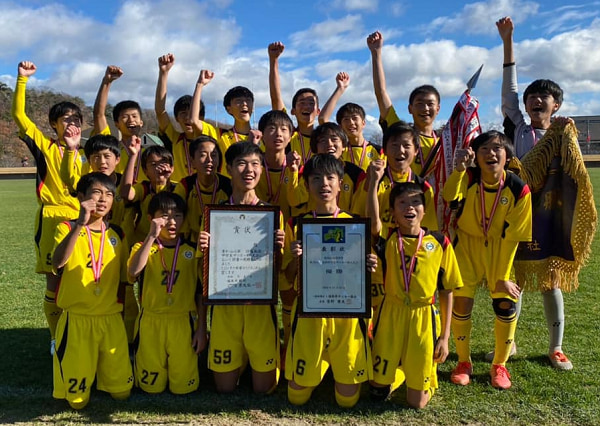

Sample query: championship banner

[515,121,597,291]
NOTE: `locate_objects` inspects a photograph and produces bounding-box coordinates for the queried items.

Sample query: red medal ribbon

[195,175,219,212]
[157,236,181,295]
[350,140,368,169]
[479,174,505,246]
[264,158,287,204]
[397,228,424,296]
[86,222,106,284]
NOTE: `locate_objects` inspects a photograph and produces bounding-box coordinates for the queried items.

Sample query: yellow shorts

[53,312,133,403]
[453,232,516,300]
[208,305,279,373]
[133,310,199,394]
[372,297,440,392]
[35,205,78,273]
[285,304,372,387]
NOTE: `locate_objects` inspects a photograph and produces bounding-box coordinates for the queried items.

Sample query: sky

[1,0,599,138]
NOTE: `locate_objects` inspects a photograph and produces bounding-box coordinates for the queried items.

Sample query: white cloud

[332,0,378,12]
[428,0,539,35]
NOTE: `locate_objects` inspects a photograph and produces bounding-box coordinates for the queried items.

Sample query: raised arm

[52,200,94,269]
[93,65,123,135]
[155,53,175,133]
[496,17,515,65]
[365,159,385,236]
[268,42,285,111]
[189,70,214,134]
[11,61,37,133]
[367,31,393,120]
[120,135,142,201]
[127,216,165,278]
[318,72,350,124]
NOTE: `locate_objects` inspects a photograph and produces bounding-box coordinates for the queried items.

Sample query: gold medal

[94,286,102,296]
[166,296,174,306]
[404,295,411,306]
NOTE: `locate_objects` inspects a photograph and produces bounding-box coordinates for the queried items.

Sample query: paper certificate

[203,205,279,304]
[298,218,371,317]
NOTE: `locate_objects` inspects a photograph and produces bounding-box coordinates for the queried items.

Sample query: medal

[86,222,106,295]
[398,229,424,307]
[157,236,182,305]
[166,296,174,306]
[480,174,504,247]
[404,295,411,306]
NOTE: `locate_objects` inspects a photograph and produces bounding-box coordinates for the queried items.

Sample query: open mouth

[404,212,416,220]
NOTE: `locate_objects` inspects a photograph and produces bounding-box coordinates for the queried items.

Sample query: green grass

[1,173,599,425]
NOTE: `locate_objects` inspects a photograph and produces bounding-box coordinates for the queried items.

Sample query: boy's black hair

[141,145,173,171]
[292,88,319,109]
[84,134,121,160]
[148,192,187,217]
[470,130,514,166]
[189,135,222,167]
[389,181,425,210]
[382,120,420,152]
[523,79,563,106]
[112,100,142,122]
[302,154,345,182]
[48,101,83,130]
[335,102,366,124]
[310,122,349,154]
[76,171,117,196]
[258,110,294,133]
[408,85,440,104]
[223,86,254,108]
[224,141,263,166]
[174,95,206,120]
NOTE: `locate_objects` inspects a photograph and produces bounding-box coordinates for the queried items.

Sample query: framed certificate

[297,217,371,317]
[203,205,279,304]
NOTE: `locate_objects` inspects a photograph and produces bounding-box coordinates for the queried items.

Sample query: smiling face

[116,108,143,138]
[306,171,342,205]
[339,112,366,143]
[227,153,262,192]
[175,108,194,136]
[525,92,560,128]
[89,149,119,176]
[391,191,425,235]
[291,92,320,127]
[226,96,253,124]
[262,122,291,153]
[408,93,440,131]
[53,110,82,141]
[475,137,507,182]
[315,131,345,159]
[385,132,416,173]
[191,141,220,177]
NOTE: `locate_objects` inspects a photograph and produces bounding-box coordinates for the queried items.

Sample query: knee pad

[492,298,517,321]
[110,390,131,400]
[335,387,360,408]
[369,384,391,402]
[287,384,313,406]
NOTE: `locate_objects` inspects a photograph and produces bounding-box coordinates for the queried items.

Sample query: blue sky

[1,0,599,137]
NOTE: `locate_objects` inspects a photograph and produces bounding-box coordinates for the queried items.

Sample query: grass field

[1,173,599,425]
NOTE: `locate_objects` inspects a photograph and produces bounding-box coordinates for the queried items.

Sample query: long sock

[492,315,517,366]
[452,311,472,363]
[543,288,564,353]
[288,385,313,406]
[335,387,361,408]
[43,290,62,339]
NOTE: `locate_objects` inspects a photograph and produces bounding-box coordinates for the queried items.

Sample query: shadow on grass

[1,328,411,423]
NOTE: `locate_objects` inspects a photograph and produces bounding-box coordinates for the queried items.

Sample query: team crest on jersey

[116,195,122,202]
[367,152,373,158]
[184,250,193,259]
[500,196,509,205]
[425,242,435,251]
[322,226,345,243]
[80,155,87,164]
[110,237,118,246]
[343,183,350,192]
[284,176,289,184]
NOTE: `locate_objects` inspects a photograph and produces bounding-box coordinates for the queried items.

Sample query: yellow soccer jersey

[160,121,217,183]
[54,221,127,315]
[341,141,383,172]
[129,238,198,314]
[380,105,438,177]
[11,76,80,210]
[289,130,313,166]
[376,229,462,305]
[197,121,248,174]
[283,210,355,289]
[289,162,365,217]
[174,174,232,242]
[442,169,532,242]
[129,180,178,244]
[256,162,296,223]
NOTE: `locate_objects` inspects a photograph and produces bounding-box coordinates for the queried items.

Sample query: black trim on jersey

[19,134,48,199]
[430,305,438,349]
[437,267,446,291]
[35,205,44,250]
[188,311,196,342]
[429,230,447,249]
[56,311,69,368]
[343,161,365,189]
[132,309,142,353]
